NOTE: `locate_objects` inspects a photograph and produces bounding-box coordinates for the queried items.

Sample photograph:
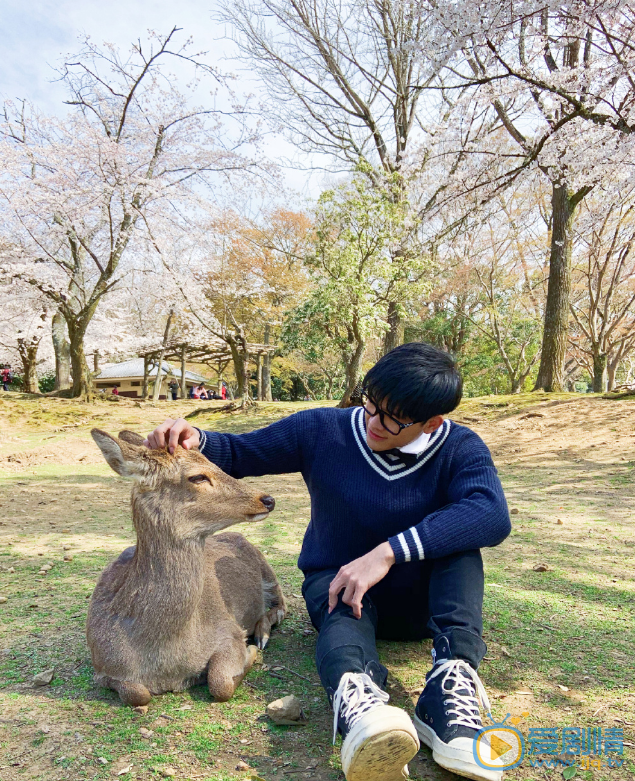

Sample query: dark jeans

[302,549,487,694]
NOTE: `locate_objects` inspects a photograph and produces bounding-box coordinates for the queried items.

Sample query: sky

[0,0,323,198]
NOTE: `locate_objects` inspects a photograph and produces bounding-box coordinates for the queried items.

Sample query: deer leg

[207,640,258,703]
[102,676,152,707]
[260,555,287,628]
[253,613,272,650]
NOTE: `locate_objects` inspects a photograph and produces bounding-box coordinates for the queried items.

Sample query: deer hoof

[253,617,272,650]
[116,680,152,707]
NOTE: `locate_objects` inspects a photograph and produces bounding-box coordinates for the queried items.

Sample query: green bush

[38,371,56,393]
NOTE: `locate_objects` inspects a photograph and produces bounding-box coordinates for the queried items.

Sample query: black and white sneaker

[333,672,419,781]
[414,650,504,781]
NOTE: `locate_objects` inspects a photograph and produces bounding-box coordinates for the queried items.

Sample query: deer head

[91,429,275,539]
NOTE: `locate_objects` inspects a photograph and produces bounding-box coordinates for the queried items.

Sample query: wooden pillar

[256,352,263,401]
[142,355,150,399]
[180,346,187,399]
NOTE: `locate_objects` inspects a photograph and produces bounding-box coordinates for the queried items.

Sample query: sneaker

[333,672,420,781]
[414,652,504,781]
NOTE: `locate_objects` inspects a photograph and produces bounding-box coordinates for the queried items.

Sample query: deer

[87,429,286,707]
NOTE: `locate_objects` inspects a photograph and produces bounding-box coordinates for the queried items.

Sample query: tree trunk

[256,352,263,401]
[68,333,93,399]
[227,336,251,405]
[510,377,522,394]
[607,357,619,391]
[338,341,366,407]
[66,318,94,399]
[263,324,273,401]
[534,183,580,392]
[326,375,334,400]
[592,351,608,393]
[152,310,174,401]
[180,346,187,399]
[51,310,70,391]
[383,301,403,355]
[17,337,40,393]
[142,355,150,399]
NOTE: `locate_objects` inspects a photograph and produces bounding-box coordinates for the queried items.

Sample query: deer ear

[118,430,146,446]
[91,429,145,477]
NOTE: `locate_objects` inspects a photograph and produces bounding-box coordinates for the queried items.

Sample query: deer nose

[260,495,275,512]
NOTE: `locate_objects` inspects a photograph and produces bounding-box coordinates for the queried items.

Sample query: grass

[0,392,634,780]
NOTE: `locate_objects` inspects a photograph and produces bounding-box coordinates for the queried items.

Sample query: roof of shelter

[95,358,207,383]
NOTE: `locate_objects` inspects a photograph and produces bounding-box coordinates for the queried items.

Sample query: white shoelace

[427,659,491,730]
[332,672,389,743]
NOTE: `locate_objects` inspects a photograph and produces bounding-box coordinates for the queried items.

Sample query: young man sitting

[144,343,511,781]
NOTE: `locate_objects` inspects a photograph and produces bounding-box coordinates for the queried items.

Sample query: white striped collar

[350,406,451,481]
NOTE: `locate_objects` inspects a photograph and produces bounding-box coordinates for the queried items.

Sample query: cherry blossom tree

[0,280,52,393]
[570,188,635,391]
[411,0,635,391]
[0,29,263,399]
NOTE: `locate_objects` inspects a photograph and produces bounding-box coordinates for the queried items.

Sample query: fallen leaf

[556,519,564,525]
[236,760,250,771]
[510,508,519,515]
[500,646,512,657]
[533,563,549,572]
[132,705,148,716]
[139,727,154,738]
[558,684,570,692]
[117,766,133,776]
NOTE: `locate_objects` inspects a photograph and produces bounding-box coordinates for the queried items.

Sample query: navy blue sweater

[198,406,510,572]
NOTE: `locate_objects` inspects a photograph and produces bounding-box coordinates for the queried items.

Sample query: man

[145,343,511,781]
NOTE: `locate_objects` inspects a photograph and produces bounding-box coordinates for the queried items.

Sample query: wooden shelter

[138,338,276,400]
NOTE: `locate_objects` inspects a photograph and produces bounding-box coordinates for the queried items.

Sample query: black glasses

[360,392,419,435]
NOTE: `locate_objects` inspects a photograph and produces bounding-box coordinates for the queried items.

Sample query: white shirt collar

[398,428,432,455]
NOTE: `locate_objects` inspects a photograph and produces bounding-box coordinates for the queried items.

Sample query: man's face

[363,396,443,452]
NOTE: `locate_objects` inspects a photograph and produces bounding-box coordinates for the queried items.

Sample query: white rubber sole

[342,706,420,781]
[415,716,503,781]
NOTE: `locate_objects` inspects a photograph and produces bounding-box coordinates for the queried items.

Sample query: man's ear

[422,415,444,434]
[91,429,146,477]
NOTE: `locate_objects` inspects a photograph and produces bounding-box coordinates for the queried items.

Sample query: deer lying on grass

[87,429,286,707]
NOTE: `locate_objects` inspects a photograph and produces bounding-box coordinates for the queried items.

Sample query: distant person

[221,382,227,400]
[111,386,119,396]
[1,365,12,392]
[168,378,179,401]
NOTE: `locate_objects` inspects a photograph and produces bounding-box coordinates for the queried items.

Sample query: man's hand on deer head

[144,418,201,454]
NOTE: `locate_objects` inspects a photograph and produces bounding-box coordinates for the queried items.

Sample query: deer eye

[188,474,211,485]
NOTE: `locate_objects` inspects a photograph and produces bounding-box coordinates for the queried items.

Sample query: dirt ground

[0,392,633,781]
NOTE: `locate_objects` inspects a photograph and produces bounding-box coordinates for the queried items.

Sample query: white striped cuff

[388,526,425,564]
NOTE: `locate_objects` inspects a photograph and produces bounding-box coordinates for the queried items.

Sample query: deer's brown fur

[87,429,285,706]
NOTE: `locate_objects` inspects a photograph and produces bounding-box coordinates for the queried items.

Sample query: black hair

[362,342,462,422]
